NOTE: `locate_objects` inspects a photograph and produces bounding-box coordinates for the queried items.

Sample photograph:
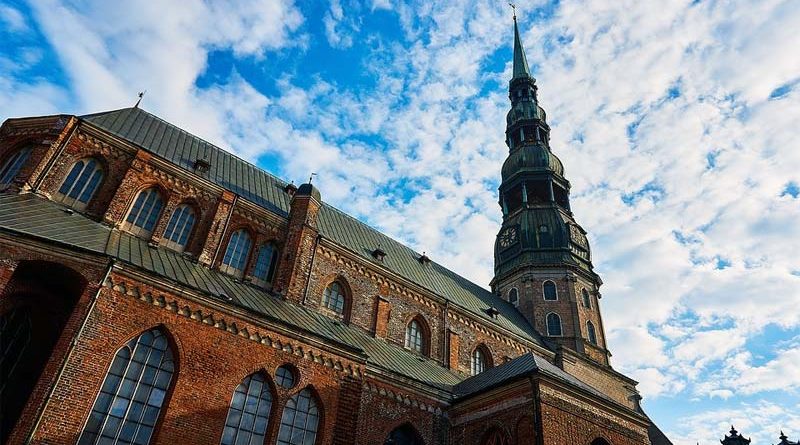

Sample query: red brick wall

[449,382,536,445]
[356,381,446,445]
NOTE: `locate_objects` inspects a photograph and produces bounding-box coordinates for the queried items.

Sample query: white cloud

[0,5,28,33]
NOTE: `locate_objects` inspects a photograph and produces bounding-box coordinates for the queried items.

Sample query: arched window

[162,204,196,252]
[123,187,165,238]
[220,373,273,445]
[538,224,553,248]
[543,281,558,301]
[481,427,510,445]
[587,321,597,345]
[591,438,612,445]
[582,288,591,308]
[77,328,175,445]
[56,158,104,209]
[0,307,32,396]
[471,345,492,376]
[277,388,320,445]
[0,147,32,186]
[322,281,346,315]
[251,243,279,286]
[546,313,562,336]
[275,365,296,389]
[507,288,519,307]
[405,318,427,354]
[384,422,424,445]
[220,229,252,277]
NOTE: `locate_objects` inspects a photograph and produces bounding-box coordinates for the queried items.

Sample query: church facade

[0,19,671,445]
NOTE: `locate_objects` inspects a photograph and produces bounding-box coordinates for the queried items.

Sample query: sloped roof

[81,107,547,348]
[0,192,461,389]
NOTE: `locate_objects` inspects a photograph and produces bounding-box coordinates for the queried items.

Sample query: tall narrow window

[546,313,562,336]
[405,318,425,354]
[0,307,32,397]
[220,373,273,445]
[251,243,278,286]
[276,388,320,445]
[587,321,597,345]
[77,328,175,445]
[123,188,165,238]
[220,230,252,277]
[582,289,591,308]
[0,147,32,186]
[538,224,553,248]
[322,281,346,315]
[162,204,196,252]
[543,281,558,301]
[56,158,104,209]
[508,288,519,307]
[471,346,491,376]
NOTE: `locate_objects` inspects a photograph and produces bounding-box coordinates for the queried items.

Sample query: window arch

[0,147,32,187]
[538,224,553,248]
[220,372,274,445]
[507,288,519,307]
[543,281,558,301]
[162,204,197,252]
[122,187,165,238]
[582,288,591,308]
[322,281,347,316]
[471,345,492,376]
[251,242,279,287]
[56,157,104,209]
[276,388,320,445]
[405,317,429,355]
[77,328,175,445]
[384,422,424,445]
[481,427,510,445]
[591,438,612,445]
[546,313,562,336]
[220,229,253,277]
[587,321,598,345]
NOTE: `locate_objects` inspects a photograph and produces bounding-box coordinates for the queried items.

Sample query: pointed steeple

[512,16,532,79]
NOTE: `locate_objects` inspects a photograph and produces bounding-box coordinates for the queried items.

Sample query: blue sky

[1,0,799,442]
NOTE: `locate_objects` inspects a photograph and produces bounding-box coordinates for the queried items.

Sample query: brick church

[0,17,672,445]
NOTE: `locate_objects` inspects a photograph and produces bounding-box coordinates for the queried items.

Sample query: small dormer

[418,252,431,265]
[372,247,386,262]
[193,157,210,175]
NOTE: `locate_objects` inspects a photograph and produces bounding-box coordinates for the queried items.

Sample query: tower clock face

[499,226,519,249]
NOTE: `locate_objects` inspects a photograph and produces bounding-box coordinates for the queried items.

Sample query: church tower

[491,16,610,365]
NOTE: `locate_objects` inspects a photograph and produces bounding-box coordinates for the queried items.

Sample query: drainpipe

[211,195,238,266]
[26,259,115,444]
[301,234,322,305]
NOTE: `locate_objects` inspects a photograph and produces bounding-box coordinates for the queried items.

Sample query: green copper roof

[80,107,548,349]
[0,192,462,389]
[512,18,531,80]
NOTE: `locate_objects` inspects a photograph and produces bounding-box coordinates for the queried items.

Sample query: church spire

[512,15,532,80]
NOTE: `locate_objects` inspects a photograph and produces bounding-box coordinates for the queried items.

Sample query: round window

[275,364,296,389]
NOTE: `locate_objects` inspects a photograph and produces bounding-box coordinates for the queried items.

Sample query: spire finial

[511,11,531,80]
[308,172,317,184]
[509,3,516,20]
[134,90,146,108]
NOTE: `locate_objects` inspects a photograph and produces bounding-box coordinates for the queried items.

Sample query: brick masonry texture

[0,115,657,445]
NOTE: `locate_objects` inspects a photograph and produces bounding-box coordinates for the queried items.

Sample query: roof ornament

[134,90,146,108]
[509,2,516,20]
[308,172,317,184]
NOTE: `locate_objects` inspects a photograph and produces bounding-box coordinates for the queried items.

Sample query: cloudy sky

[1,0,799,441]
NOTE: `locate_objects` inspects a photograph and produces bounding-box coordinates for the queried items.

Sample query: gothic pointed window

[543,281,558,301]
[587,321,598,345]
[221,229,252,278]
[322,281,346,316]
[251,243,279,287]
[507,288,519,307]
[162,204,196,252]
[546,313,562,336]
[219,373,274,445]
[276,388,320,445]
[582,288,591,309]
[471,345,492,376]
[481,427,510,445]
[405,317,428,355]
[123,187,165,238]
[0,147,32,187]
[77,328,175,445]
[56,158,104,209]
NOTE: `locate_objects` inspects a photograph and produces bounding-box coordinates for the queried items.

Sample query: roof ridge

[82,107,292,189]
